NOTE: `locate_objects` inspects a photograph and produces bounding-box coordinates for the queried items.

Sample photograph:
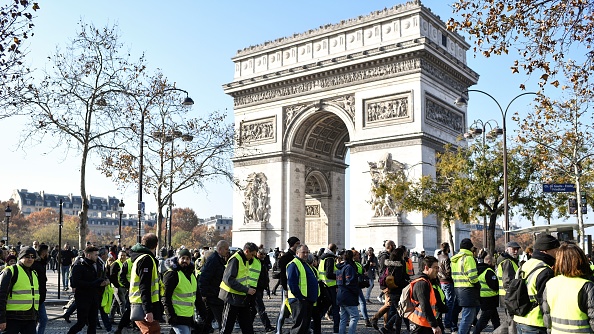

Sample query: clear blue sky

[2,1,584,243]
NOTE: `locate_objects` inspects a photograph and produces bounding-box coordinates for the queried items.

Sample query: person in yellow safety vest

[513,235,560,334]
[318,243,340,333]
[407,256,441,334]
[129,233,162,334]
[249,249,275,333]
[98,247,115,333]
[451,238,480,334]
[219,242,259,334]
[109,251,128,323]
[473,255,500,334]
[162,248,197,334]
[66,246,110,334]
[287,244,319,334]
[496,241,521,334]
[0,246,39,333]
[114,254,134,334]
[543,242,594,334]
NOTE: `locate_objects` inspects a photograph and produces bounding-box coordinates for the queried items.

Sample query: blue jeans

[365,277,375,300]
[61,265,70,288]
[458,307,477,334]
[339,305,359,334]
[276,289,290,334]
[358,290,369,320]
[516,323,547,334]
[36,302,48,334]
[441,283,456,329]
[172,324,192,334]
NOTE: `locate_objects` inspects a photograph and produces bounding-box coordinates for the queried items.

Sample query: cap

[533,235,560,251]
[506,241,521,249]
[178,248,191,258]
[287,236,300,247]
[459,238,474,250]
[18,246,37,260]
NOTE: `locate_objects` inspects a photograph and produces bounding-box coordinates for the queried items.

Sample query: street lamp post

[118,199,125,249]
[135,89,194,243]
[456,90,537,243]
[4,205,11,245]
[464,119,502,252]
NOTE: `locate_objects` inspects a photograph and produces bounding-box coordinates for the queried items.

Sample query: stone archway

[225,2,478,252]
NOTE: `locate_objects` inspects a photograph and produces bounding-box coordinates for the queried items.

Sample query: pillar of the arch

[326,170,346,249]
[282,158,306,248]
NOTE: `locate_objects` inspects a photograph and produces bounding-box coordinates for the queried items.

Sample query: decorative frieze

[239,116,276,146]
[425,94,464,134]
[306,205,321,217]
[242,172,270,225]
[364,92,413,127]
[368,153,404,221]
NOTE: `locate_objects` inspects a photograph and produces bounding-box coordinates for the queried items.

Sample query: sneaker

[365,319,372,327]
[366,299,373,304]
[63,315,71,323]
[371,318,379,330]
[376,295,383,303]
[380,327,394,334]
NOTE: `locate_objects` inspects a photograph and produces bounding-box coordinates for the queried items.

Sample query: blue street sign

[543,184,576,193]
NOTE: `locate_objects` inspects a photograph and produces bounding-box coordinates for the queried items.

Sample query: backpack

[378,266,390,287]
[503,263,546,316]
[397,279,420,317]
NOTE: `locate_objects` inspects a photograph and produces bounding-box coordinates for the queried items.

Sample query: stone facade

[224,1,478,252]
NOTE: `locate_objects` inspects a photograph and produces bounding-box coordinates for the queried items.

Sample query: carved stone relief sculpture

[364,92,412,127]
[239,116,276,146]
[242,172,271,225]
[367,153,404,222]
[425,94,464,134]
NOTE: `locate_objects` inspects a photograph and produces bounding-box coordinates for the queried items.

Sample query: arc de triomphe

[223,1,478,252]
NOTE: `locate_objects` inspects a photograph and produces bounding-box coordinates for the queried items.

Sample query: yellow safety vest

[248,258,262,288]
[219,251,249,295]
[513,259,549,327]
[451,249,478,288]
[119,258,132,287]
[129,254,160,304]
[355,262,364,275]
[287,258,319,299]
[169,270,197,317]
[5,265,39,311]
[318,257,337,287]
[497,258,519,296]
[546,275,591,334]
[478,267,498,297]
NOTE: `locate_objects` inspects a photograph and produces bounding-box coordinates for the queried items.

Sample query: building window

[441,34,447,47]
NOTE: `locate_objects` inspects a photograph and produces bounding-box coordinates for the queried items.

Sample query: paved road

[41,270,499,333]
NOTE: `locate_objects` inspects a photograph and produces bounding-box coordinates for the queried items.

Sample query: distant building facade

[201,215,233,232]
[10,189,156,236]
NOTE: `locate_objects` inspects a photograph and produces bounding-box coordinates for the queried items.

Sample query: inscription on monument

[239,116,276,146]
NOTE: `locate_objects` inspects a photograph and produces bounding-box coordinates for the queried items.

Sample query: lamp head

[4,206,11,218]
[455,96,468,107]
[182,96,194,106]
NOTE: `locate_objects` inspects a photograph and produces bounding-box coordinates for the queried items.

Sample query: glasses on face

[23,255,36,259]
[299,251,310,254]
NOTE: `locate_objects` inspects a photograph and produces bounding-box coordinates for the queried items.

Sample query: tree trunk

[446,221,455,253]
[488,213,497,256]
[79,146,89,250]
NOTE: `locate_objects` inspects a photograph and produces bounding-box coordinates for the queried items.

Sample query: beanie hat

[5,255,17,264]
[178,248,192,258]
[18,246,37,260]
[533,235,560,251]
[459,238,474,250]
[287,236,300,248]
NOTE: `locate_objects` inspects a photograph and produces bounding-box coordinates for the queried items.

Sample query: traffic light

[569,198,578,214]
[582,192,588,214]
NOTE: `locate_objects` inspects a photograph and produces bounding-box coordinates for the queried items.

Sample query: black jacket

[31,256,48,304]
[70,256,105,303]
[0,263,38,323]
[437,251,452,284]
[320,251,338,281]
[411,273,439,328]
[130,244,162,318]
[277,249,296,291]
[384,259,409,293]
[218,250,251,307]
[520,251,555,306]
[162,257,197,326]
[496,251,519,304]
[199,250,226,303]
[109,260,123,289]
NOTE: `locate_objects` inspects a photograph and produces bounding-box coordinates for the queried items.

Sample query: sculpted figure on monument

[368,153,404,219]
[242,172,270,224]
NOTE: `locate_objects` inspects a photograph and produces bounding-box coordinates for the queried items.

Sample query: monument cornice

[347,132,448,153]
[232,151,348,172]
[225,46,477,108]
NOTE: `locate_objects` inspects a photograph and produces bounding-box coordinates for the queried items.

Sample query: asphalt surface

[41,270,500,333]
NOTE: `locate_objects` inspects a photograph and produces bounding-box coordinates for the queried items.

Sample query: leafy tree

[0,0,39,116]
[98,74,234,247]
[20,21,147,249]
[26,208,59,229]
[171,207,200,232]
[31,214,79,247]
[403,141,537,256]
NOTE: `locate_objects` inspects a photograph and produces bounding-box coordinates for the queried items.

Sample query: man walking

[407,256,442,334]
[287,244,319,334]
[437,242,456,332]
[276,236,300,334]
[61,243,75,291]
[513,235,559,334]
[451,238,480,334]
[497,241,521,334]
[319,243,340,333]
[250,248,275,332]
[162,248,197,334]
[0,246,39,334]
[129,233,162,334]
[109,250,128,324]
[199,239,229,333]
[219,242,259,334]
[32,244,49,334]
[336,250,360,334]
[67,246,110,334]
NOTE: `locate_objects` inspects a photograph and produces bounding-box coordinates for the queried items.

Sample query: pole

[168,136,175,249]
[118,210,123,249]
[58,199,63,299]
[137,109,145,244]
